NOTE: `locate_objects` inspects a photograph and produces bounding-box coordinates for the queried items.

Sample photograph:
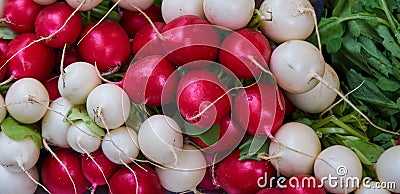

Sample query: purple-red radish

[197,166,220,191]
[66,0,102,11]
[219,28,272,79]
[34,2,83,48]
[109,163,165,194]
[0,165,40,194]
[0,33,55,83]
[81,148,120,193]
[41,149,90,194]
[216,149,277,194]
[0,39,9,54]
[41,97,73,148]
[282,174,326,194]
[161,0,205,23]
[112,0,155,12]
[132,22,165,55]
[33,0,57,5]
[120,5,163,38]
[203,0,254,30]
[161,15,220,66]
[233,82,284,136]
[257,188,284,194]
[177,69,231,128]
[5,78,50,124]
[0,131,40,173]
[122,55,178,106]
[2,0,42,33]
[42,74,61,101]
[78,20,131,72]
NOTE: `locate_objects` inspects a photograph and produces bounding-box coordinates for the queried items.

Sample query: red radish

[233,82,284,136]
[132,22,165,55]
[219,28,272,79]
[81,148,120,192]
[0,39,9,54]
[109,163,165,194]
[54,46,82,73]
[1,33,55,82]
[216,149,277,194]
[122,55,178,106]
[197,166,220,191]
[257,188,284,194]
[34,2,83,48]
[282,174,326,194]
[42,74,61,101]
[177,69,231,128]
[2,0,42,33]
[161,15,220,66]
[120,5,163,38]
[41,149,90,194]
[78,20,131,72]
[190,115,245,153]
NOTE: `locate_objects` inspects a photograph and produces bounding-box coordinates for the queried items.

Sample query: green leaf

[125,102,148,132]
[239,136,269,161]
[318,17,345,53]
[153,0,162,7]
[0,26,16,39]
[184,122,220,146]
[66,106,105,137]
[1,117,42,149]
[342,138,385,163]
[376,25,400,58]
[376,76,400,91]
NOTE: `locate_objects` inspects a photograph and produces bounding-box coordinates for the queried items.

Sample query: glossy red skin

[191,115,245,153]
[177,69,231,128]
[78,20,131,72]
[42,74,60,101]
[282,174,326,194]
[233,82,285,136]
[41,149,91,194]
[198,166,220,191]
[216,149,277,194]
[122,55,178,106]
[0,39,9,54]
[3,0,42,33]
[54,46,82,73]
[81,148,120,190]
[2,33,55,80]
[35,2,83,48]
[120,5,163,38]
[219,28,271,79]
[257,187,284,194]
[109,164,165,194]
[161,15,220,66]
[132,22,166,56]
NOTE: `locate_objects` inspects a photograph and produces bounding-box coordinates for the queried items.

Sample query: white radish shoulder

[67,120,102,154]
[161,0,205,23]
[0,165,39,194]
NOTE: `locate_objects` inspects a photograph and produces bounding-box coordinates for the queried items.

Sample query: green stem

[312,115,368,141]
[379,0,400,44]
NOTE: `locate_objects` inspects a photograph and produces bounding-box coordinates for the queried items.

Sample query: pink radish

[122,55,178,106]
[78,20,131,72]
[1,33,55,82]
[161,0,205,23]
[120,5,163,37]
[34,2,83,48]
[161,15,220,66]
[233,82,284,136]
[2,0,42,33]
[81,148,120,193]
[41,149,90,194]
[109,163,165,194]
[216,149,277,194]
[282,174,326,194]
[42,74,61,101]
[132,22,165,55]
[177,69,231,128]
[219,27,272,79]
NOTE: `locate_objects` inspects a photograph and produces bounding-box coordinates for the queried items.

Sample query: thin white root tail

[17,161,51,194]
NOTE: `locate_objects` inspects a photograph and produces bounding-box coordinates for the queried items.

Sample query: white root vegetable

[33,0,57,5]
[112,0,155,12]
[58,61,102,105]
[41,97,73,148]
[5,78,49,124]
[259,0,315,43]
[0,94,7,124]
[66,0,102,11]
[161,0,205,23]
[155,144,206,193]
[203,0,255,30]
[0,165,39,194]
[314,145,362,194]
[67,120,102,154]
[268,122,321,177]
[355,181,391,194]
[375,145,400,193]
[0,131,40,173]
[285,63,339,113]
[138,115,183,166]
[270,40,325,94]
[86,83,131,129]
[101,126,140,164]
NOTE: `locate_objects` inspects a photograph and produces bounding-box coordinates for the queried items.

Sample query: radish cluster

[0,0,392,193]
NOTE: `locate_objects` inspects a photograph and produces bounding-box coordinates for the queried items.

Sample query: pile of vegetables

[0,0,398,193]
